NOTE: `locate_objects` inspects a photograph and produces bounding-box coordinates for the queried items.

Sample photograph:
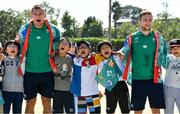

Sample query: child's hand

[75,54,81,59]
[0,53,4,61]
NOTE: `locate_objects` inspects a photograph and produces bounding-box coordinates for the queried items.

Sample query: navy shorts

[131,79,165,110]
[23,71,54,100]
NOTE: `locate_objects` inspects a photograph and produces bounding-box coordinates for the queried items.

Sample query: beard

[141,25,151,32]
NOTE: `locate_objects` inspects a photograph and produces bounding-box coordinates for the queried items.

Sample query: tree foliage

[81,16,103,37]
[116,22,138,39]
[40,1,60,25]
[121,5,142,23]
[61,11,79,37]
[152,12,180,40]
[0,10,22,44]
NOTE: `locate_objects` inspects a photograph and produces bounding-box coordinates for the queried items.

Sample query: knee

[41,96,51,113]
[25,98,36,113]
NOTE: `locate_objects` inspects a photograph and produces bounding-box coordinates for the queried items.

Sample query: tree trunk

[108,0,112,38]
[114,21,117,38]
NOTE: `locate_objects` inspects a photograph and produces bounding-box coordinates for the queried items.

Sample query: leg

[119,92,130,114]
[131,80,147,111]
[78,96,87,114]
[86,94,101,114]
[41,96,52,113]
[2,91,12,113]
[39,72,54,114]
[164,86,174,114]
[23,72,39,113]
[174,88,180,113]
[12,92,23,113]
[105,89,117,113]
[64,91,75,113]
[148,83,165,112]
[134,110,143,114]
[151,108,160,114]
[0,105,3,113]
[117,81,130,114]
[53,90,64,113]
[25,97,37,114]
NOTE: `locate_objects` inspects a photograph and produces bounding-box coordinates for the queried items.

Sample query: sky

[0,0,179,28]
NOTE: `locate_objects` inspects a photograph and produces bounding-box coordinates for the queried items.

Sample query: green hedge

[70,37,125,51]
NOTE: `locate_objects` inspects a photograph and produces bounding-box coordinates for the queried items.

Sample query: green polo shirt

[25,23,51,73]
[131,31,156,80]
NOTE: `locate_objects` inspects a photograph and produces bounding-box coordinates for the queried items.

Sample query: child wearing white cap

[164,39,180,114]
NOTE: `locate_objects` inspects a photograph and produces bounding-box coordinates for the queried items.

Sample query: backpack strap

[44,20,58,73]
[122,35,132,80]
[18,20,32,76]
[153,31,160,83]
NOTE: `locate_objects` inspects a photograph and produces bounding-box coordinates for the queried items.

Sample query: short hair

[31,5,45,13]
[77,41,91,50]
[59,37,72,48]
[97,40,112,52]
[139,10,152,20]
[4,40,20,55]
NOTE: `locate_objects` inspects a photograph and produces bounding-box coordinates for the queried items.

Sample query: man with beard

[18,5,60,113]
[120,10,167,114]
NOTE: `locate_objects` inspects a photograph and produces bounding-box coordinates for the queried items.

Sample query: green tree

[20,9,31,24]
[81,16,103,37]
[112,1,122,38]
[0,10,22,44]
[40,1,60,25]
[116,22,138,39]
[121,5,142,23]
[61,11,79,37]
[153,12,180,40]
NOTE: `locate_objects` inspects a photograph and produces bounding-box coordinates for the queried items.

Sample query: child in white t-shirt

[164,39,180,114]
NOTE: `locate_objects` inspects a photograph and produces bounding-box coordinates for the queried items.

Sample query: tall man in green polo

[121,10,167,114]
[18,5,60,113]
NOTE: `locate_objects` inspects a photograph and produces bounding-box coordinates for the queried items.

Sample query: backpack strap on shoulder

[122,35,132,80]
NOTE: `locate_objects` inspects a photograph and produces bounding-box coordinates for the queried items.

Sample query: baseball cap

[170,39,180,48]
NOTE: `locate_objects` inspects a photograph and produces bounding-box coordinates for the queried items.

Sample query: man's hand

[112,51,124,60]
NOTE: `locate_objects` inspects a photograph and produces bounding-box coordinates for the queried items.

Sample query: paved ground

[20,85,179,114]
[12,69,179,113]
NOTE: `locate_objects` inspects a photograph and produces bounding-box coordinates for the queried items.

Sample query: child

[0,40,23,113]
[71,41,101,114]
[97,40,130,114]
[0,42,4,113]
[53,37,75,113]
[164,39,180,114]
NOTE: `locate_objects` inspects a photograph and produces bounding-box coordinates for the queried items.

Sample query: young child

[164,39,180,114]
[97,40,130,114]
[53,37,75,113]
[0,42,3,77]
[71,40,101,114]
[0,40,23,113]
[0,42,4,113]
